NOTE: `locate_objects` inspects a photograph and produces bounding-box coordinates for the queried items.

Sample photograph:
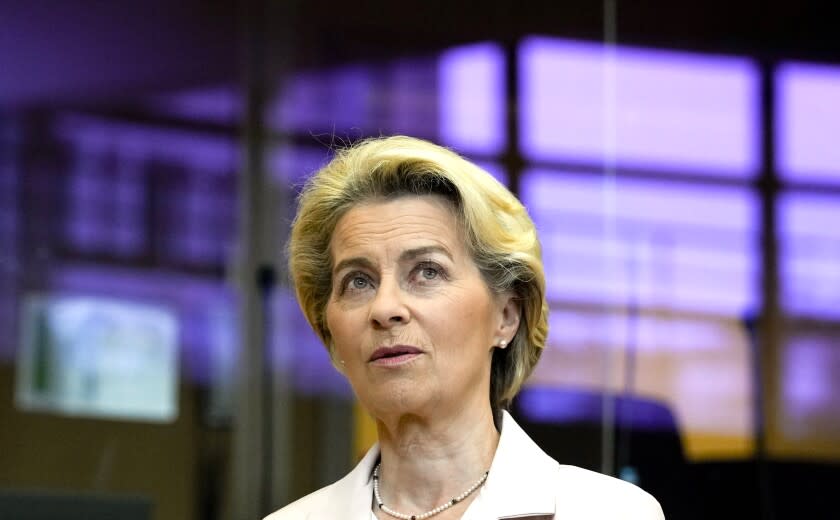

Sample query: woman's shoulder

[552,464,665,520]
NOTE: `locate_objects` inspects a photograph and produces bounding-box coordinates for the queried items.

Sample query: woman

[266,136,664,519]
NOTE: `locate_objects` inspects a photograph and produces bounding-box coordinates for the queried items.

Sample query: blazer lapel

[309,443,380,519]
[481,411,557,519]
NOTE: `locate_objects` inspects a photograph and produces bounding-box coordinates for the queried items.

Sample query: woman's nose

[368,278,410,329]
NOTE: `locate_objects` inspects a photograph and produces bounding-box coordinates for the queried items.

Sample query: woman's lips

[368,345,423,365]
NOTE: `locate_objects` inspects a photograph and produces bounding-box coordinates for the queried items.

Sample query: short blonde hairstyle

[288,136,548,412]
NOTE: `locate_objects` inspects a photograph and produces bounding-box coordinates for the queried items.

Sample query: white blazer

[265,411,665,519]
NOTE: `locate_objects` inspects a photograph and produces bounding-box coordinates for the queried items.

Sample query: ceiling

[1,0,838,109]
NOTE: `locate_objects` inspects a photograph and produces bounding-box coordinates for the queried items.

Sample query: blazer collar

[313,411,556,519]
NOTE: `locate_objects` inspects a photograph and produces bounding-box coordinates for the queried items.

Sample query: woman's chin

[359,383,436,419]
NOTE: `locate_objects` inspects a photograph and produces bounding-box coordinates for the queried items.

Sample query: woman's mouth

[368,345,423,366]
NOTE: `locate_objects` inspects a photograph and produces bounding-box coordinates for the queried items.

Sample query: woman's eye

[414,262,445,283]
[341,273,371,294]
[420,267,439,280]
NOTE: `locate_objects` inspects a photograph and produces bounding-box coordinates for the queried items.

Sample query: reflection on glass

[520,37,759,175]
[55,114,239,268]
[528,308,754,460]
[16,294,179,422]
[146,84,242,125]
[777,62,840,184]
[779,192,840,319]
[438,43,506,154]
[269,59,439,139]
[521,170,759,316]
[46,255,238,400]
[520,170,758,459]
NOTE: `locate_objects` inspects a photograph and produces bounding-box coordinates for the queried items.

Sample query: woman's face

[325,195,518,420]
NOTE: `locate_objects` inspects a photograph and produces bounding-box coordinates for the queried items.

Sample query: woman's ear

[495,292,521,348]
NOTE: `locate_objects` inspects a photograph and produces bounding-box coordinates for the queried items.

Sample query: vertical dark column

[503,40,523,198]
[146,160,187,269]
[19,115,66,293]
[600,0,619,479]
[755,58,780,520]
[230,0,270,518]
[262,0,304,512]
[0,115,22,361]
[231,1,302,517]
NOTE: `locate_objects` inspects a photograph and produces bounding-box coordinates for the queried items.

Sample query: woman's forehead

[329,196,466,261]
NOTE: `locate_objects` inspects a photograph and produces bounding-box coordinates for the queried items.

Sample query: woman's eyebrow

[399,245,453,262]
[333,246,452,275]
[332,257,376,276]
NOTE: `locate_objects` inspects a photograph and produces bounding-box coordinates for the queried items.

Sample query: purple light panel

[56,115,238,267]
[54,115,238,172]
[544,309,746,354]
[269,59,438,139]
[149,85,242,124]
[270,47,506,143]
[438,43,506,154]
[521,170,759,316]
[777,62,840,184]
[520,37,759,176]
[779,192,840,319]
[66,146,147,257]
[270,64,375,134]
[387,58,439,137]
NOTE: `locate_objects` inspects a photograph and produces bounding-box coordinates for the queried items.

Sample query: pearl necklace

[372,463,489,520]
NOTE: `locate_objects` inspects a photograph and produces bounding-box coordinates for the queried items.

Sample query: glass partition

[2,3,839,520]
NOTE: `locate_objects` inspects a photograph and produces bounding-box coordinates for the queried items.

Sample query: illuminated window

[520,37,759,176]
[521,171,759,315]
[779,192,840,319]
[777,62,840,184]
[439,43,506,155]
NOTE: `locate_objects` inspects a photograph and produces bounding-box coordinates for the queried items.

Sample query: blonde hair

[288,136,548,412]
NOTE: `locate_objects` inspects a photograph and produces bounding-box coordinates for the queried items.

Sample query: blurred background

[1,1,839,519]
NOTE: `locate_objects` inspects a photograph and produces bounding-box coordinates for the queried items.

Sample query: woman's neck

[373,403,500,516]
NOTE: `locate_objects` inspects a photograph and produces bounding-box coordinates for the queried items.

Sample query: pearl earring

[498,340,507,348]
